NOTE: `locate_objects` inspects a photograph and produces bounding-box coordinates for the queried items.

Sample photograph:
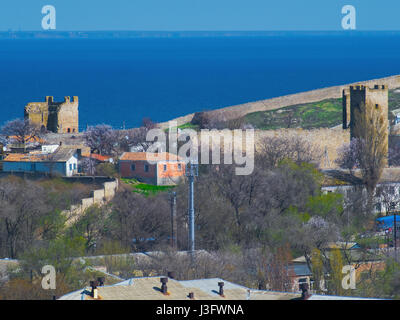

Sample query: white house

[3,147,79,177]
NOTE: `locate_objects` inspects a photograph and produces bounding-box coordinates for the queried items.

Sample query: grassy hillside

[244,98,343,130]
[242,89,400,130]
[175,89,400,131]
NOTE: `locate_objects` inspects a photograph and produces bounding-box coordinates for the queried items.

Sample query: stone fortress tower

[342,84,389,160]
[24,96,79,134]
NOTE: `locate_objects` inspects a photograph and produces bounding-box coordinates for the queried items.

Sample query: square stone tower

[343,84,388,161]
[25,96,79,133]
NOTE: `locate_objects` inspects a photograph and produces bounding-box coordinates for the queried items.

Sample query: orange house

[119,152,186,185]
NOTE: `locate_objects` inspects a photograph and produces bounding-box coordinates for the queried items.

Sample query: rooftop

[59,275,385,301]
[3,147,77,163]
[322,168,400,187]
[59,276,301,300]
[120,152,183,162]
[81,153,113,162]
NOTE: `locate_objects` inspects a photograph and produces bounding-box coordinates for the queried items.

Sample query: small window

[73,163,76,170]
[67,128,71,133]
[376,104,379,109]
[178,163,182,171]
[69,164,72,171]
[131,164,136,171]
[144,164,149,172]
[163,164,167,171]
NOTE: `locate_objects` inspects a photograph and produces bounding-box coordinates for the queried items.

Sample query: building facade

[3,147,79,177]
[119,152,185,185]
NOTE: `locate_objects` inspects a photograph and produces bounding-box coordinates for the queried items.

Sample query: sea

[1,31,400,129]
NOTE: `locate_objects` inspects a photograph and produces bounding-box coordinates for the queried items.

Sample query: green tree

[329,248,345,296]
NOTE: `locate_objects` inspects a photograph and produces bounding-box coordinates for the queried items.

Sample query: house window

[67,128,71,133]
[163,164,167,171]
[69,164,72,171]
[298,278,308,291]
[178,163,182,171]
[144,164,149,172]
[73,163,77,170]
[131,164,136,171]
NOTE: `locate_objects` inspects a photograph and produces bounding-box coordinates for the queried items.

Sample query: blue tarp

[376,215,400,230]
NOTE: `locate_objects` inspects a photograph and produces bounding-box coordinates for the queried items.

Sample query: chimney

[299,283,311,300]
[188,292,194,299]
[218,282,225,297]
[97,277,105,286]
[160,277,168,295]
[90,280,98,299]
[167,271,176,279]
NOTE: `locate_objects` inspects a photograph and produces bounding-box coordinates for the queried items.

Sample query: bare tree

[335,138,362,175]
[117,127,149,153]
[107,187,170,252]
[142,117,157,130]
[84,124,118,155]
[1,118,41,147]
[257,135,321,169]
[353,102,388,198]
[0,177,49,258]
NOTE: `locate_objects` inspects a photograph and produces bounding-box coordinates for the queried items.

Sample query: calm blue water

[1,33,400,129]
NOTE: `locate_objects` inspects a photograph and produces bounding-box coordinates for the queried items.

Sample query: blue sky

[0,0,397,31]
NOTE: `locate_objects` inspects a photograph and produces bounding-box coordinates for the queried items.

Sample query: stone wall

[196,128,350,170]
[64,178,119,225]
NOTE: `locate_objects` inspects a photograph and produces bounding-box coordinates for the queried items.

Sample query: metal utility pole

[186,162,198,254]
[170,191,177,249]
[395,214,397,261]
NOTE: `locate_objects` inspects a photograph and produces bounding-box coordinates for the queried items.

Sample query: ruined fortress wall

[56,96,79,133]
[63,179,119,226]
[159,74,400,129]
[24,102,49,130]
[24,96,79,133]
[196,128,350,170]
[254,128,350,169]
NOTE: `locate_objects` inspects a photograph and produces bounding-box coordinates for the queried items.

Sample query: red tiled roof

[120,152,183,162]
[81,153,113,162]
[8,135,44,144]
[4,147,76,162]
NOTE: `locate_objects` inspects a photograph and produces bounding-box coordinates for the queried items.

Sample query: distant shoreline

[2,30,400,39]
